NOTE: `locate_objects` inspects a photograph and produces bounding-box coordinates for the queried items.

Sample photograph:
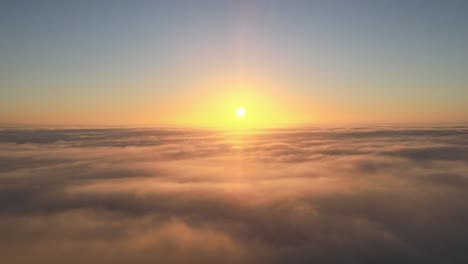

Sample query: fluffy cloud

[0,126,468,263]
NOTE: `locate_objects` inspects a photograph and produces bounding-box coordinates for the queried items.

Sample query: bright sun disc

[236,107,246,118]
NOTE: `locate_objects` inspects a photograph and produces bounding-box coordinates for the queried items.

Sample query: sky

[1,0,467,127]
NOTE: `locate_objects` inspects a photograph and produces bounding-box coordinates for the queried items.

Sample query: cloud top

[1,126,468,263]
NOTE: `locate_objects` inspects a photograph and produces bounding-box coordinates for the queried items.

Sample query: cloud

[0,126,468,263]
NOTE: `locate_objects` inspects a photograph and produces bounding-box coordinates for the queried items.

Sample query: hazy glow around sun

[236,107,246,118]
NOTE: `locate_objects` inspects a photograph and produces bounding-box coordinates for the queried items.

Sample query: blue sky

[1,0,467,125]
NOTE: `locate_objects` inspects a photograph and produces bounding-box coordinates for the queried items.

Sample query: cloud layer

[1,126,468,263]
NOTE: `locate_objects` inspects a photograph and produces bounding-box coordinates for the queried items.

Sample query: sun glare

[236,107,246,118]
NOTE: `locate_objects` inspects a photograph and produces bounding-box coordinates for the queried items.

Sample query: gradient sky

[1,0,467,127]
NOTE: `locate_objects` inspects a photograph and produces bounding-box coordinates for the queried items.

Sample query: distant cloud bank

[1,126,468,263]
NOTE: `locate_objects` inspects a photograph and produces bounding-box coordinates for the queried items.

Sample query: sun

[236,107,246,118]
